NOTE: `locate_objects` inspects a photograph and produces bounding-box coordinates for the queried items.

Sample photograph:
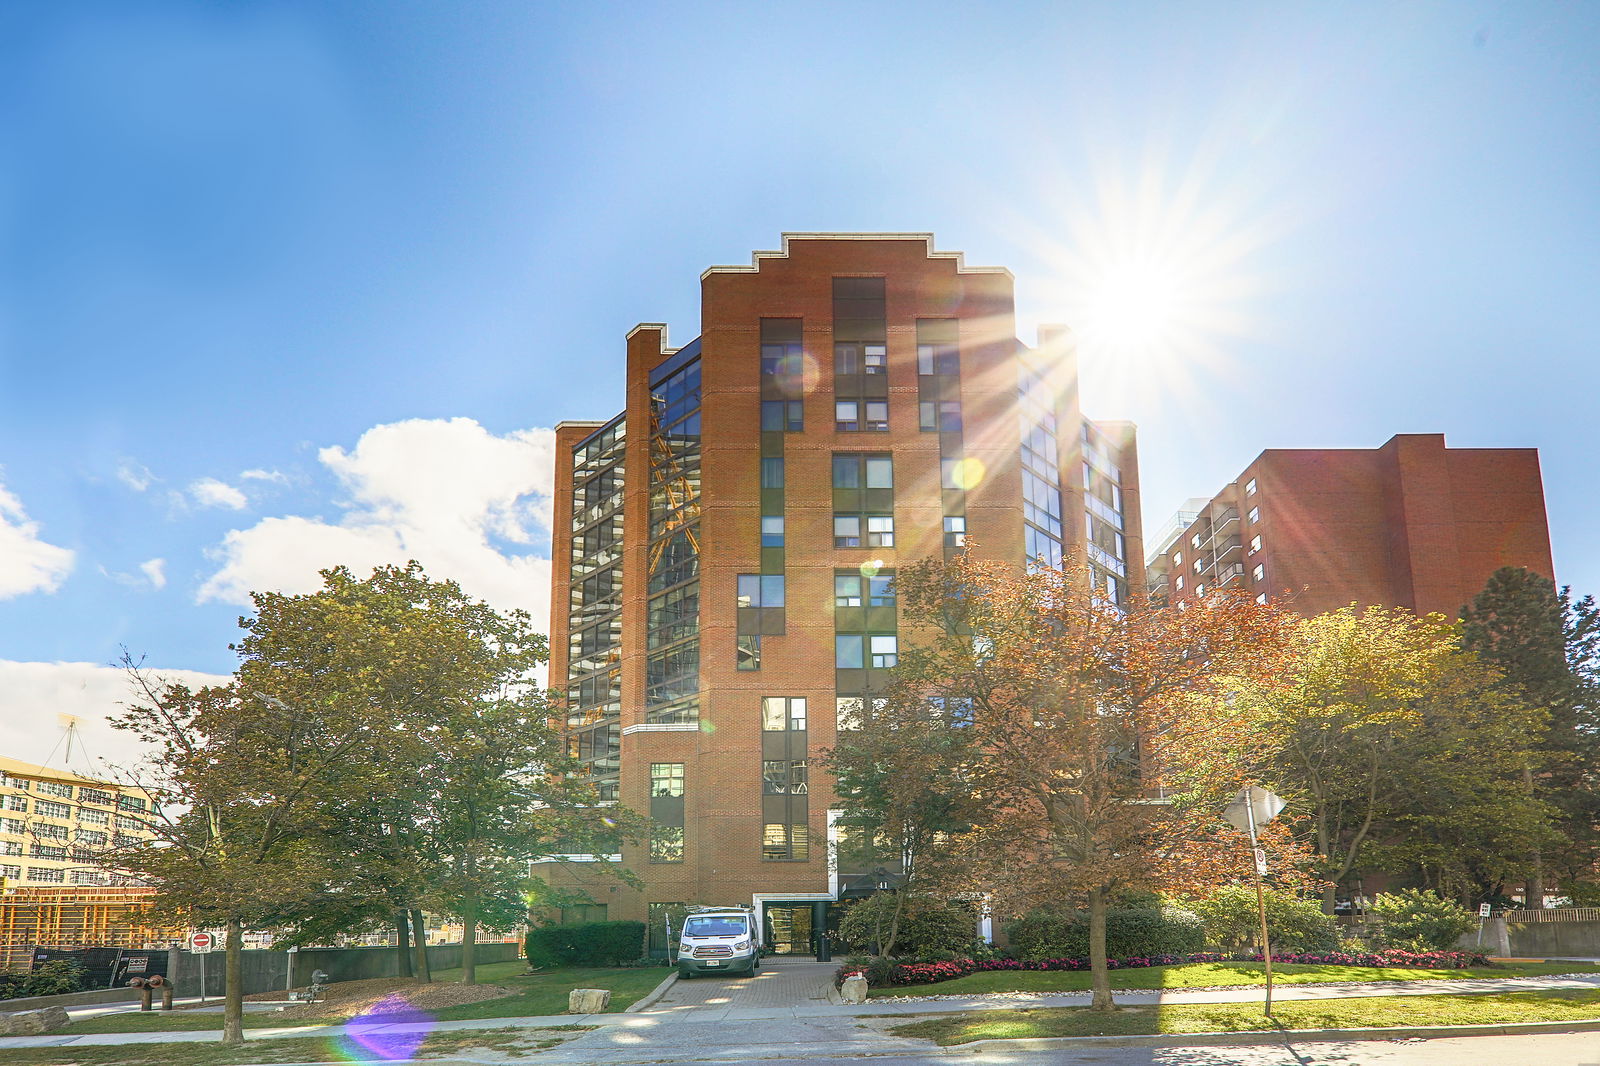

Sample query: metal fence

[1501,907,1600,923]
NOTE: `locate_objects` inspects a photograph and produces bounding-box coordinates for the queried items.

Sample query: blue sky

[2,1,1597,770]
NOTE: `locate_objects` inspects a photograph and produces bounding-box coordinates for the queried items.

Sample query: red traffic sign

[189,932,215,953]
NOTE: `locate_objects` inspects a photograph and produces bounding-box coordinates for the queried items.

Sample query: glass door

[763,903,814,955]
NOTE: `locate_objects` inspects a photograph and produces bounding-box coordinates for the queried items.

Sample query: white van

[676,907,760,978]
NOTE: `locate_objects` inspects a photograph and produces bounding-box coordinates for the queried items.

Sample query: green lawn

[0,1025,592,1066]
[869,960,1600,998]
[53,961,667,1034]
[892,988,1600,1045]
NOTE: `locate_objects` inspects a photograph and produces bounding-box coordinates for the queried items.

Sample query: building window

[1173,551,1183,567]
[869,635,899,668]
[1248,506,1260,524]
[761,400,802,432]
[650,826,685,863]
[944,516,966,548]
[834,576,863,607]
[761,457,785,488]
[1191,533,1202,550]
[1249,534,1262,554]
[864,346,887,374]
[865,515,895,547]
[1253,563,1265,582]
[835,634,864,669]
[77,788,113,806]
[835,401,860,431]
[35,800,70,820]
[2,796,24,813]
[650,763,685,798]
[1,818,25,835]
[762,760,809,795]
[35,782,72,799]
[833,515,861,547]
[737,634,761,671]
[919,401,962,432]
[762,697,807,732]
[864,401,888,431]
[1195,584,1206,597]
[835,574,893,607]
[760,515,785,548]
[27,867,66,883]
[1174,575,1184,591]
[1245,477,1257,495]
[1256,593,1268,604]
[0,864,19,880]
[560,904,608,924]
[77,808,108,826]
[0,841,19,856]
[762,822,809,862]
[1193,558,1203,574]
[832,453,893,489]
[35,823,69,840]
[916,340,959,375]
[737,574,785,609]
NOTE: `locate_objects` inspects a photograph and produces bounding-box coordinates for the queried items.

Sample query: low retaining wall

[1457,917,1600,958]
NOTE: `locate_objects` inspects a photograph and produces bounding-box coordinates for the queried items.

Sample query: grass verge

[0,1025,592,1065]
[53,962,668,1033]
[891,988,1600,1045]
[868,960,1600,998]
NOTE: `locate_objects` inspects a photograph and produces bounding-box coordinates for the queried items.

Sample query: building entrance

[763,903,813,955]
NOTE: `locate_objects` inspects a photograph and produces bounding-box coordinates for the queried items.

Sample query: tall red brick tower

[543,234,1141,952]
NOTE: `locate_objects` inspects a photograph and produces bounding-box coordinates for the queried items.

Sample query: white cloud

[0,660,231,777]
[190,477,248,511]
[117,460,155,492]
[0,480,75,598]
[140,558,167,589]
[198,418,556,627]
[240,468,289,484]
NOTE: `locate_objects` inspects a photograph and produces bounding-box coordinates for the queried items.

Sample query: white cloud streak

[0,480,75,598]
[189,477,248,510]
[197,418,556,626]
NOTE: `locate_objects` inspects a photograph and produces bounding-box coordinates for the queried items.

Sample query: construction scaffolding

[0,886,175,974]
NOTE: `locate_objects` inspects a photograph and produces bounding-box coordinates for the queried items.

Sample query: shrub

[1367,889,1479,952]
[0,961,88,1000]
[1004,905,1205,961]
[1191,886,1339,955]
[525,920,647,968]
[836,893,977,957]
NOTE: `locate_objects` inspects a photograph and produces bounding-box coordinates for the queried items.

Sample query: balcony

[1214,562,1246,586]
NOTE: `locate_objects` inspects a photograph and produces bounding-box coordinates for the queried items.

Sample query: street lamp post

[1222,785,1286,1016]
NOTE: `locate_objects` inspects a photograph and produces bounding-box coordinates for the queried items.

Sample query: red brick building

[543,234,1141,952]
[1146,433,1554,618]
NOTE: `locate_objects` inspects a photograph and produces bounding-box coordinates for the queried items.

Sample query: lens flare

[698,718,716,734]
[947,458,986,490]
[859,560,883,578]
[339,994,435,1061]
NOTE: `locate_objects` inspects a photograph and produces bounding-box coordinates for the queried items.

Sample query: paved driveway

[640,956,837,1015]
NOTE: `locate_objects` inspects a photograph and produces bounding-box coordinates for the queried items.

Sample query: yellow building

[0,756,158,890]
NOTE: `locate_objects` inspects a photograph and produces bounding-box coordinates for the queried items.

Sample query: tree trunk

[1523,763,1546,909]
[460,893,479,985]
[883,890,908,958]
[1087,887,1114,1011]
[222,916,244,1046]
[395,910,413,977]
[411,908,432,983]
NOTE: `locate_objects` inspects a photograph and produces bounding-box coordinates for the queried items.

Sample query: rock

[1,1006,70,1035]
[840,974,868,1004]
[568,987,611,1014]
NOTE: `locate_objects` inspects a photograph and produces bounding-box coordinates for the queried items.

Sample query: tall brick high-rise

[543,234,1142,953]
[1145,433,1554,618]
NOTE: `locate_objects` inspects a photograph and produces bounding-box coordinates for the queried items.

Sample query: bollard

[149,974,174,1011]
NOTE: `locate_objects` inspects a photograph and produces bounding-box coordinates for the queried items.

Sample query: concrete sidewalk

[5,971,1600,1049]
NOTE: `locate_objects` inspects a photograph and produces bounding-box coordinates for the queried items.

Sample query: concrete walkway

[6,969,1600,1049]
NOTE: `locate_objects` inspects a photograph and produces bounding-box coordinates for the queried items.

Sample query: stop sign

[189,932,214,953]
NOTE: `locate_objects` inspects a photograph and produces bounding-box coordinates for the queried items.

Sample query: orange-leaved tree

[875,553,1300,1010]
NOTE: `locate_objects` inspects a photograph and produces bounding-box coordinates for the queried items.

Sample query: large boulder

[840,974,868,1004]
[1,1006,70,1035]
[568,987,612,1014]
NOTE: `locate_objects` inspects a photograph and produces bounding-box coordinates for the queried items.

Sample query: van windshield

[682,916,747,937]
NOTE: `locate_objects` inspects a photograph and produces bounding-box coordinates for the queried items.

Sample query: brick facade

[543,235,1140,938]
[1147,433,1554,618]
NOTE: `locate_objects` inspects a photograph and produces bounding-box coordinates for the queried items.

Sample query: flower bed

[835,948,1492,989]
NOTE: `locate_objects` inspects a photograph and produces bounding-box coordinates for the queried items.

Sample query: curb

[906,1016,1600,1052]
[625,971,679,1013]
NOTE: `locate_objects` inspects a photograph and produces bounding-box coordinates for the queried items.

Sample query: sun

[1083,257,1184,354]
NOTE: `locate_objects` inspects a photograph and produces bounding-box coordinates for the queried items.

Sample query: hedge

[836,948,1493,988]
[526,920,646,967]
[1005,905,1206,960]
